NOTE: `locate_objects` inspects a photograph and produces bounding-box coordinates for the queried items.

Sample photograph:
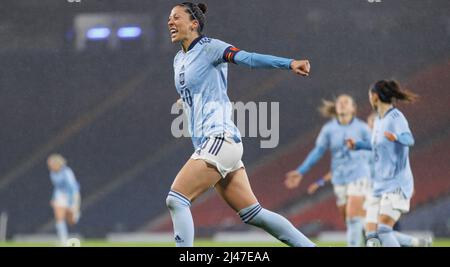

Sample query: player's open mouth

[170,28,178,38]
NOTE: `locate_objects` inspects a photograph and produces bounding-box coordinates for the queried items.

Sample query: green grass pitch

[1,239,450,247]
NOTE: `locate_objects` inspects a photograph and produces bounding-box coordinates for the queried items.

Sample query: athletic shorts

[52,192,81,210]
[191,133,245,178]
[52,192,70,208]
[333,177,371,206]
[365,188,410,223]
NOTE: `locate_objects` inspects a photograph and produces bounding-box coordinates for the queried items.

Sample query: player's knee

[166,191,191,210]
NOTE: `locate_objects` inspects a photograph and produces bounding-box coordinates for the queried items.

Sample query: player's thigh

[53,206,67,221]
[365,195,380,230]
[378,190,409,226]
[66,210,75,225]
[378,214,396,227]
[346,195,365,217]
[214,168,258,212]
[346,178,369,217]
[337,204,346,220]
[171,158,222,202]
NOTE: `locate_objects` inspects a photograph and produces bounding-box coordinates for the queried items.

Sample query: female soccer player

[285,95,372,246]
[360,112,431,247]
[47,154,80,246]
[165,2,315,247]
[348,80,423,247]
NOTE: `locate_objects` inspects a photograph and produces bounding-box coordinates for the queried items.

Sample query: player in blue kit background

[348,80,419,247]
[165,2,315,247]
[284,95,372,246]
[47,154,81,246]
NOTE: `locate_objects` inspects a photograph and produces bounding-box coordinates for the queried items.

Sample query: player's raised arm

[224,47,310,76]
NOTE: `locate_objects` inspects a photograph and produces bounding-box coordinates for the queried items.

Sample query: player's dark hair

[177,2,207,33]
[371,80,418,104]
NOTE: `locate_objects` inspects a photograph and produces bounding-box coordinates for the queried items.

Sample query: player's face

[168,6,195,43]
[335,95,355,116]
[367,114,376,130]
[369,90,378,111]
[47,159,61,172]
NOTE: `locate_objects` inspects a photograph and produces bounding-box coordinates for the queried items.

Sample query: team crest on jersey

[180,65,185,85]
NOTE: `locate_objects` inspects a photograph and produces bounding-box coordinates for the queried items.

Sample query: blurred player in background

[165,2,315,247]
[47,154,80,246]
[285,95,371,246]
[361,112,431,247]
[348,80,420,247]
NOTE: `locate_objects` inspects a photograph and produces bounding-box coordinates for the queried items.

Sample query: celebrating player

[165,2,315,247]
[285,95,371,246]
[348,80,422,247]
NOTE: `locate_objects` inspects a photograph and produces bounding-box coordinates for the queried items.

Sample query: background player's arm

[346,139,372,150]
[384,132,415,146]
[307,172,332,194]
[65,170,80,208]
[384,113,415,146]
[347,125,373,150]
[285,125,329,189]
[284,145,327,189]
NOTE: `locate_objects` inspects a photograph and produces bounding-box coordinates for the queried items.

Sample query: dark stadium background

[0,0,449,243]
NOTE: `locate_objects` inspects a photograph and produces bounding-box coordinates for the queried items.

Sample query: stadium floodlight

[117,26,142,39]
[86,27,111,40]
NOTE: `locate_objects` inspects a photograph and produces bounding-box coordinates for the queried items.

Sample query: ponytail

[319,99,337,118]
[371,80,418,103]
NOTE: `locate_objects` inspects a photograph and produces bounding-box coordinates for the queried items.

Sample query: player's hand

[346,138,356,150]
[307,183,320,195]
[284,170,303,189]
[290,60,310,77]
[176,98,183,109]
[384,131,397,142]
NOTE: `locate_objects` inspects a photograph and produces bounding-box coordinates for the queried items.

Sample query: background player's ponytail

[178,2,207,33]
[371,80,418,104]
[319,99,337,118]
[319,94,356,118]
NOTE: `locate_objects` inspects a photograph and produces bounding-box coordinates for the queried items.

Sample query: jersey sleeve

[65,169,79,194]
[315,124,330,149]
[392,113,412,136]
[296,125,329,175]
[233,50,293,69]
[361,122,372,143]
[388,112,415,146]
[207,38,240,65]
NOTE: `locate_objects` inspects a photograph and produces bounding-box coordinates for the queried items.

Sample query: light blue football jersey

[371,108,414,198]
[50,166,80,201]
[314,118,372,185]
[173,36,241,149]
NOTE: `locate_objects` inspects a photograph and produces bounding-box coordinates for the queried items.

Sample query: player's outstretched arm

[232,50,310,76]
[384,131,415,146]
[346,138,372,150]
[284,145,326,189]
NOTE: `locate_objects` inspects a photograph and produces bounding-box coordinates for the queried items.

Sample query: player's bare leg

[214,168,315,247]
[345,195,365,246]
[166,159,222,247]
